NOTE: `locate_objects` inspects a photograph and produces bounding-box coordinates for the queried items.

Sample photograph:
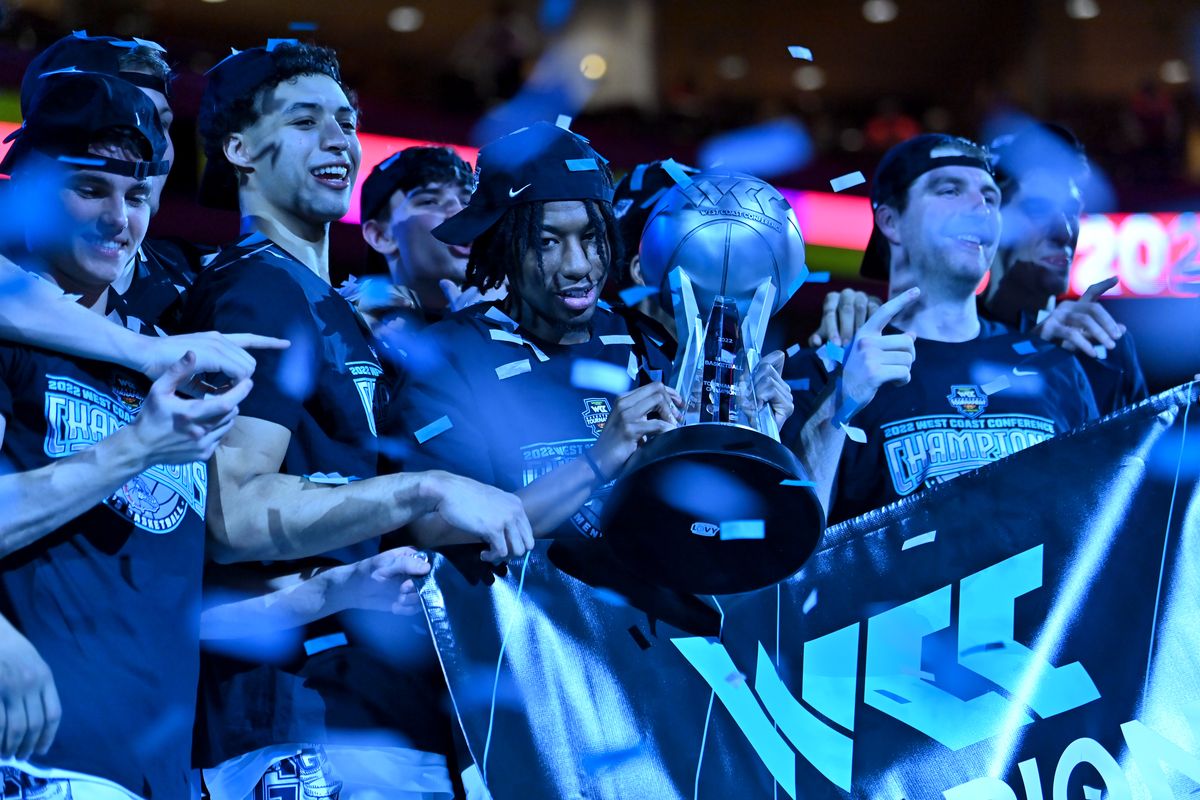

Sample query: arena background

[2,0,1195,390]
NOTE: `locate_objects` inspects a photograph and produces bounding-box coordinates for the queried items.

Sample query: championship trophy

[602,169,825,595]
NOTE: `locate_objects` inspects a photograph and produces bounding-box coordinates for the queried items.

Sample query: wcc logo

[948,384,989,419]
[582,397,611,437]
[672,545,1100,798]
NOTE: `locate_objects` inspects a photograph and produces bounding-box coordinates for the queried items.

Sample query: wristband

[582,449,611,485]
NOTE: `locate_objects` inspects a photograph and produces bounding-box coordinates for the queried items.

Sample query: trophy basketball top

[637,169,807,319]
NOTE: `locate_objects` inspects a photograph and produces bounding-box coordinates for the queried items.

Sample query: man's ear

[629,254,645,287]
[362,218,398,256]
[875,204,902,247]
[223,133,255,172]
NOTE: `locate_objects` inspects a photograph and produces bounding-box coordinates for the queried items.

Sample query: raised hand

[808,289,883,347]
[1035,276,1125,357]
[588,382,682,478]
[841,288,921,409]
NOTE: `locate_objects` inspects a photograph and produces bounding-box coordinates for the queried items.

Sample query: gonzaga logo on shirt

[43,374,206,534]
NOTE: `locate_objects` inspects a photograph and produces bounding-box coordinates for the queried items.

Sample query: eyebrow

[283,101,356,116]
[541,222,597,236]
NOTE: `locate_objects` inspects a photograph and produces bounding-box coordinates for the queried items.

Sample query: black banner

[421,384,1200,799]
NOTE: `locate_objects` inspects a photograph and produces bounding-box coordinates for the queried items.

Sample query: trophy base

[601,423,825,595]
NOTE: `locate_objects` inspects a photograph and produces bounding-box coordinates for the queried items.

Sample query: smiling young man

[0,69,250,800]
[791,134,1098,524]
[182,41,529,799]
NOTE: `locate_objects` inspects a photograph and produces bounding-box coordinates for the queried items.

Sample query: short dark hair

[464,199,623,293]
[198,42,354,163]
[368,146,474,223]
[118,45,171,87]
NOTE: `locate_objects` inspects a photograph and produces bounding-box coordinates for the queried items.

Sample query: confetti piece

[628,625,652,649]
[829,171,866,192]
[1011,340,1038,356]
[414,416,453,444]
[781,478,816,487]
[592,588,628,607]
[266,38,299,52]
[627,352,639,380]
[841,423,867,443]
[1083,788,1101,800]
[981,375,1011,395]
[600,334,634,345]
[304,632,348,657]
[725,671,747,684]
[496,359,531,380]
[629,163,648,191]
[303,472,358,485]
[788,45,814,60]
[785,343,802,357]
[484,305,519,330]
[929,145,963,159]
[618,286,659,305]
[287,21,318,31]
[638,186,667,209]
[131,37,167,52]
[720,519,765,540]
[1035,308,1051,324]
[489,328,549,361]
[786,378,810,391]
[1093,345,1107,360]
[570,358,633,394]
[555,114,573,129]
[823,341,845,364]
[566,158,599,172]
[803,589,818,614]
[661,158,693,187]
[806,271,831,283]
[901,530,937,550]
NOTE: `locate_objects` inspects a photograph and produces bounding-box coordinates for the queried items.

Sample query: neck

[891,275,980,343]
[239,194,330,283]
[508,293,591,345]
[387,260,446,311]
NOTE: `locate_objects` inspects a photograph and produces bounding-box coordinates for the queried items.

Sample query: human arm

[808,289,883,347]
[0,258,285,380]
[0,353,246,559]
[205,417,531,564]
[199,547,431,639]
[0,612,60,760]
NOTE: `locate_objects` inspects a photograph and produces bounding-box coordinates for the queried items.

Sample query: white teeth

[312,166,348,180]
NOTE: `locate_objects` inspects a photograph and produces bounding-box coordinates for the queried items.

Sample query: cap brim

[859,225,891,281]
[432,203,506,246]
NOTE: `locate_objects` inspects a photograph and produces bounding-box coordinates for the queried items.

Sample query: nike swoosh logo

[508,184,532,198]
[1012,367,1039,377]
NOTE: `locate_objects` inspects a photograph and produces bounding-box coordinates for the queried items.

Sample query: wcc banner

[420,383,1200,799]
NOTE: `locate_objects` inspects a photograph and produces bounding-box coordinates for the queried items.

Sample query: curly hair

[198,42,356,161]
[118,45,171,87]
[464,199,623,294]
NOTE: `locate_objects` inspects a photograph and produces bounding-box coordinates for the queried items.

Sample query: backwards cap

[22,30,171,115]
[859,133,992,280]
[0,70,169,178]
[432,120,613,246]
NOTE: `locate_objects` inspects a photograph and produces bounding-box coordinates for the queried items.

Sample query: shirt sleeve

[181,264,319,432]
[385,328,500,488]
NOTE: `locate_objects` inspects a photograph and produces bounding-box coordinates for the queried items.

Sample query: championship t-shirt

[783,319,1099,525]
[390,303,671,539]
[0,344,207,800]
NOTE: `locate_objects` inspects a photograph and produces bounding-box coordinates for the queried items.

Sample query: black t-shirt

[181,233,441,766]
[783,318,1099,525]
[0,344,206,799]
[108,237,212,334]
[390,303,671,539]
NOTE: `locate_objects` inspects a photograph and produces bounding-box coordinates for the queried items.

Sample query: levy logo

[948,384,989,419]
[673,545,1101,797]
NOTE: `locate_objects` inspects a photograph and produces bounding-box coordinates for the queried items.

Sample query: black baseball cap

[860,133,993,280]
[360,146,474,224]
[611,159,698,263]
[0,70,169,178]
[432,121,613,246]
[21,31,171,116]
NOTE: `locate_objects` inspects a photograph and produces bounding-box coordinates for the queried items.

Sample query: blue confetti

[304,632,348,656]
[822,342,845,364]
[786,378,810,391]
[265,38,299,52]
[570,358,632,394]
[720,519,765,540]
[555,113,573,129]
[661,158,693,187]
[414,416,453,444]
[697,117,813,179]
[806,271,831,283]
[1082,788,1101,800]
[566,158,598,172]
[629,163,648,191]
[788,45,814,60]
[803,589,818,614]
[781,479,815,487]
[829,171,866,192]
[1012,340,1038,355]
[901,530,937,550]
[785,343,802,357]
[618,285,659,305]
[592,588,629,607]
[287,21,319,31]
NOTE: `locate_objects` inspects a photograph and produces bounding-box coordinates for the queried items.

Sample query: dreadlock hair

[198,43,356,164]
[464,199,624,294]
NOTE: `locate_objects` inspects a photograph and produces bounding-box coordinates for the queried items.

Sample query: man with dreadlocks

[391,122,794,543]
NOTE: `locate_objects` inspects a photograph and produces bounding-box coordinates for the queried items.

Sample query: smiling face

[997,168,1083,296]
[234,72,361,226]
[384,181,473,284]
[511,200,608,344]
[889,165,1002,294]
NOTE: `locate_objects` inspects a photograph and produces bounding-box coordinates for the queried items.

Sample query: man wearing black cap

[354,145,496,334]
[392,121,709,544]
[182,40,529,799]
[0,69,247,800]
[985,123,1147,414]
[786,133,1098,524]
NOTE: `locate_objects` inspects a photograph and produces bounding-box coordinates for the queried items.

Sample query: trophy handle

[669,267,702,398]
